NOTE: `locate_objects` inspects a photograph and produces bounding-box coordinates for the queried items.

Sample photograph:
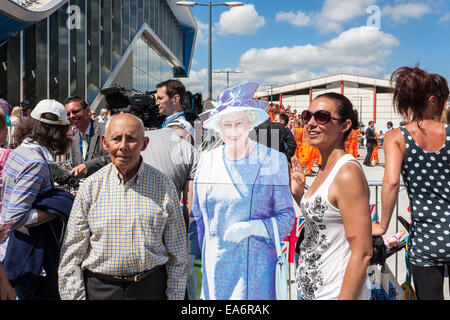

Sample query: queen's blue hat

[202,82,269,132]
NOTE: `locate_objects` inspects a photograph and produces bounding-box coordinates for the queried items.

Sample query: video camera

[183,91,203,124]
[99,85,164,128]
[49,163,80,191]
[100,84,203,128]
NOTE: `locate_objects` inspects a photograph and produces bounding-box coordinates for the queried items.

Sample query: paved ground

[294,146,449,300]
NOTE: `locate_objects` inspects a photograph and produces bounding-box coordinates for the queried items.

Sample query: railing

[367,180,408,281]
[289,180,409,299]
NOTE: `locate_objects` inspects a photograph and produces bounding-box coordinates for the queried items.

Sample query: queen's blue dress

[193,142,295,300]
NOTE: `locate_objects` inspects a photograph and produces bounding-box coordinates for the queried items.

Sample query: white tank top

[296,154,371,300]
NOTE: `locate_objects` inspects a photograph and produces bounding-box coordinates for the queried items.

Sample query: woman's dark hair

[15,113,71,155]
[0,109,7,132]
[390,66,449,123]
[314,92,359,140]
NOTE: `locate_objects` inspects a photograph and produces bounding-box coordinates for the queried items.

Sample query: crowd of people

[0,66,449,301]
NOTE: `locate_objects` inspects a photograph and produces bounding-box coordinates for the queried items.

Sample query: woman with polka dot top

[373,66,450,300]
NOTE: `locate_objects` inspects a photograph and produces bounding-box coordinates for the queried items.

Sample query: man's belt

[87,266,162,283]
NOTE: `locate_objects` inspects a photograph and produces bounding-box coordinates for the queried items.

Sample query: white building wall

[277,84,405,132]
[256,75,407,132]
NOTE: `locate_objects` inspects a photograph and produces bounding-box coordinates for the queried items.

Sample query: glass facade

[132,37,172,92]
[0,0,188,109]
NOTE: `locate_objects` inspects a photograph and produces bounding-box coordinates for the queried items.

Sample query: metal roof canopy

[0,0,67,41]
[255,74,393,98]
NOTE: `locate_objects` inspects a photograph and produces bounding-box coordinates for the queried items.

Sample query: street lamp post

[350,95,370,128]
[360,96,363,126]
[212,70,243,87]
[260,83,278,103]
[176,1,244,100]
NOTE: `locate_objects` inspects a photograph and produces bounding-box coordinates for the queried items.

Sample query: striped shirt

[1,143,53,228]
[58,160,188,300]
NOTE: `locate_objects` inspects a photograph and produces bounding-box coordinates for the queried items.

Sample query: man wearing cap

[1,99,72,299]
[64,96,110,179]
[156,79,187,128]
[58,113,188,300]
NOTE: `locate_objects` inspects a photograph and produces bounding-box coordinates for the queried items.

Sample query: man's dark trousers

[364,126,376,166]
[83,265,167,300]
[364,143,375,166]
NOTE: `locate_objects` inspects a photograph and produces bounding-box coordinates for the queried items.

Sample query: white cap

[166,119,195,144]
[31,99,70,125]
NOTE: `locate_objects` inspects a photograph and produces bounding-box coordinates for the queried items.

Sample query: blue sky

[182,0,450,98]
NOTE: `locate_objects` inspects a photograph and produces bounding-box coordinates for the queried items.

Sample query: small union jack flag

[370,204,379,224]
[281,217,306,263]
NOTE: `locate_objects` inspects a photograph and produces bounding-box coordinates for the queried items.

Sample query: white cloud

[275,10,314,27]
[185,26,399,99]
[237,26,399,81]
[183,68,248,99]
[186,26,400,98]
[381,3,432,23]
[275,0,377,33]
[182,69,208,95]
[215,4,266,36]
[195,20,209,46]
[438,12,450,24]
[318,0,377,33]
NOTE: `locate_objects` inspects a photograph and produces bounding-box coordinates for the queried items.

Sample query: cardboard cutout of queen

[192,82,295,300]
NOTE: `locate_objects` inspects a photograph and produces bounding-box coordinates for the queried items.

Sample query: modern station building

[0,0,197,110]
[255,74,405,130]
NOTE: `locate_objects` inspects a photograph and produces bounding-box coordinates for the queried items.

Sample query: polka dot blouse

[400,125,450,267]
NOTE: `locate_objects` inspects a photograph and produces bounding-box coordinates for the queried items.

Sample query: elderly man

[58,113,188,300]
[64,96,110,178]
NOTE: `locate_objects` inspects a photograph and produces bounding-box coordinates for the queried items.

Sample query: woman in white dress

[290,92,373,300]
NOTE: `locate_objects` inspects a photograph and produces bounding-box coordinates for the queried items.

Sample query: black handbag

[370,236,387,265]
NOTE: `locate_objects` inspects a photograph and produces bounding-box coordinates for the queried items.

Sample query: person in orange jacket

[313,145,322,168]
[292,120,303,160]
[345,129,360,159]
[371,130,380,164]
[299,126,315,175]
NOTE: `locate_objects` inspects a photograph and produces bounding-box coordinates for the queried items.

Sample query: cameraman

[156,80,187,128]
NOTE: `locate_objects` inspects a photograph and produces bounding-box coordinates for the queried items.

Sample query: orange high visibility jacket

[371,131,379,164]
[299,129,314,172]
[293,127,303,159]
[346,129,359,159]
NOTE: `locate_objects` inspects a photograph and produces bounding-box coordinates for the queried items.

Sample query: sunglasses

[66,107,84,117]
[301,110,343,125]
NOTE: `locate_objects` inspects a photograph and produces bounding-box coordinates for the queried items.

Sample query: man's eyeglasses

[301,110,343,125]
[66,107,84,117]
